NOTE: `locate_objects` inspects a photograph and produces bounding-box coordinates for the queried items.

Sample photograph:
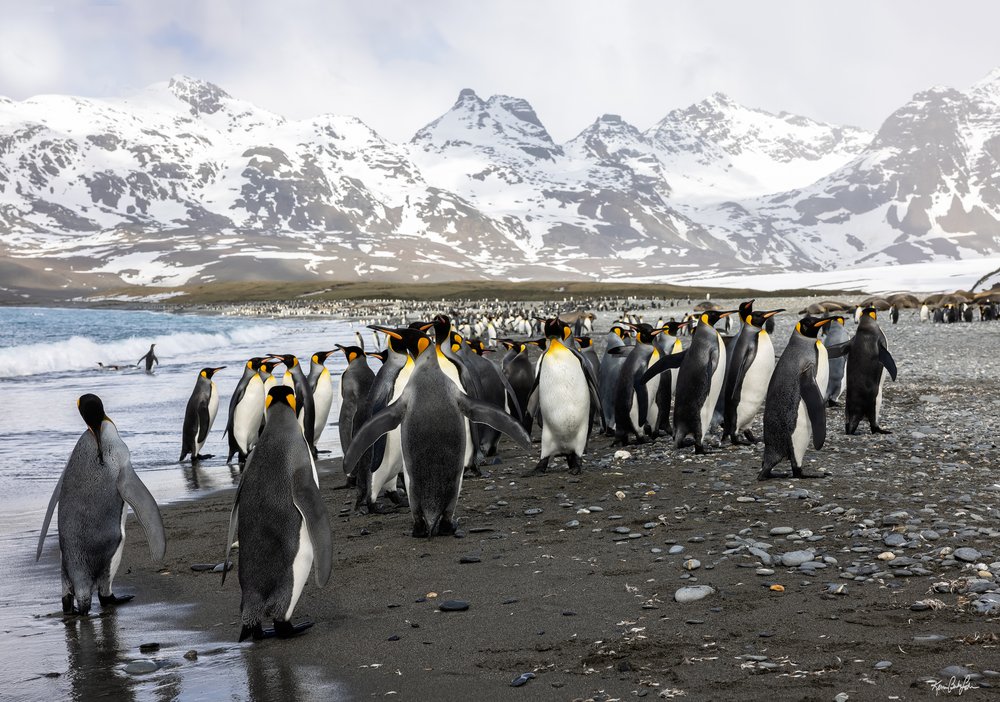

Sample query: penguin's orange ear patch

[348,352,357,362]
[417,337,430,355]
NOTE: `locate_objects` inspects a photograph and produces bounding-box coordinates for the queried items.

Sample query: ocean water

[0,306,360,701]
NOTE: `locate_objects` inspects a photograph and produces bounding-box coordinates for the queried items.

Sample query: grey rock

[674,585,715,603]
[124,660,158,675]
[954,547,981,562]
[780,550,814,567]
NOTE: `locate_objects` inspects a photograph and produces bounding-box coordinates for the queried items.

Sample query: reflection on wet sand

[63,614,133,702]
[243,647,349,702]
[181,461,241,492]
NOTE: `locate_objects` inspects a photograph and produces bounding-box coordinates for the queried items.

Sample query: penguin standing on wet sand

[611,323,665,445]
[500,340,534,432]
[180,366,225,462]
[758,316,832,480]
[838,307,898,434]
[223,386,332,641]
[343,328,531,537]
[226,358,266,464]
[37,394,166,614]
[335,345,375,472]
[597,324,632,434]
[273,354,317,456]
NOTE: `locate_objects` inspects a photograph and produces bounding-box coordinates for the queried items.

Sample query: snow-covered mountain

[0,70,997,296]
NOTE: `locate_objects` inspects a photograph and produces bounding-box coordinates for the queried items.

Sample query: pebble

[438,600,470,612]
[736,496,756,503]
[124,660,158,675]
[674,586,714,603]
[524,508,543,516]
[459,554,481,564]
[212,563,231,573]
[683,559,701,571]
[769,527,794,535]
[510,672,535,687]
[874,660,892,671]
[756,568,775,576]
[939,665,982,680]
[565,520,580,528]
[588,506,604,512]
[139,642,160,653]
[668,545,685,555]
[954,547,982,562]
[780,550,814,567]
[183,650,198,661]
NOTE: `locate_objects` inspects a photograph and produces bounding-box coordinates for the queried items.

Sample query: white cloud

[0,0,998,142]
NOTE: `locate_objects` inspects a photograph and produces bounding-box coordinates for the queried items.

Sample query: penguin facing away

[821,316,850,406]
[610,322,665,446]
[180,366,225,462]
[226,357,266,464]
[499,339,535,432]
[758,316,832,481]
[223,386,332,642]
[834,307,898,435]
[137,344,158,373]
[273,354,318,457]
[597,324,632,434]
[335,345,375,472]
[343,328,531,538]
[37,394,166,614]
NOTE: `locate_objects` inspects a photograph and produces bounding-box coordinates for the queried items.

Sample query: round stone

[124,660,158,675]
[674,585,715,603]
[438,600,470,612]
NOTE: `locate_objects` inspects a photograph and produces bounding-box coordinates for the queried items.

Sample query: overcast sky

[2,1,999,142]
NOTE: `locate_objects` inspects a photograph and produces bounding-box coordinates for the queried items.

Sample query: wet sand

[27,312,1000,700]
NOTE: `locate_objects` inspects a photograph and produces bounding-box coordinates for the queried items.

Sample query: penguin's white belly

[699,335,727,441]
[286,513,313,620]
[539,354,589,457]
[312,371,333,441]
[791,400,811,465]
[108,504,127,590]
[736,334,774,432]
[814,342,829,392]
[372,427,404,496]
[644,350,661,431]
[234,377,265,454]
[875,368,887,422]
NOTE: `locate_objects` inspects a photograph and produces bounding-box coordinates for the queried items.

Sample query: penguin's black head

[499,339,526,353]
[749,309,783,328]
[543,317,572,340]
[78,394,107,463]
[200,366,225,379]
[259,359,278,374]
[795,315,831,338]
[825,315,846,326]
[246,357,265,372]
[739,299,755,324]
[400,328,434,359]
[310,350,335,365]
[366,349,389,364]
[425,314,452,344]
[699,310,733,328]
[659,320,684,337]
[467,338,487,355]
[265,386,296,414]
[369,325,410,355]
[335,345,365,363]
[609,324,631,339]
[526,338,546,349]
[270,354,298,368]
[448,330,466,354]
[575,336,593,349]
[628,323,659,344]
[862,306,878,319]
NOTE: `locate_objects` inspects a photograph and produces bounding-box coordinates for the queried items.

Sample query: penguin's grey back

[763,333,817,454]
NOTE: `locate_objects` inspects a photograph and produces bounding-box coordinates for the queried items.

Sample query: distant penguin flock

[38,298,908,642]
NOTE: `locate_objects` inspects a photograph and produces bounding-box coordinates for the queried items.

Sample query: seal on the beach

[840,307,898,435]
[610,323,665,446]
[526,318,602,475]
[307,350,337,444]
[343,328,531,537]
[821,315,849,406]
[225,357,266,464]
[597,324,631,433]
[223,386,332,642]
[353,329,412,512]
[37,394,166,614]
[334,344,375,469]
[721,308,782,445]
[272,354,317,457]
[758,316,831,480]
[180,366,225,462]
[136,343,158,373]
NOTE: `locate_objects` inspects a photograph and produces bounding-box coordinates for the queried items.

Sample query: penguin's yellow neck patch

[546,338,568,356]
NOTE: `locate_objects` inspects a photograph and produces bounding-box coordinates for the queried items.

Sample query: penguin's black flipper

[878,344,898,381]
[825,340,853,359]
[800,371,827,451]
[496,370,524,422]
[342,400,407,476]
[605,346,630,356]
[197,403,211,445]
[633,370,649,428]
[118,463,166,561]
[566,345,605,425]
[36,472,64,561]
[458,396,532,452]
[292,470,333,588]
[640,351,686,384]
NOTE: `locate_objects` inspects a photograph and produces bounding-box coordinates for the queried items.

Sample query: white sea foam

[0,326,276,377]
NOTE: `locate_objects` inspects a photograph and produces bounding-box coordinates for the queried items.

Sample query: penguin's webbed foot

[463,465,483,478]
[239,623,266,642]
[62,593,76,614]
[694,444,710,455]
[99,593,134,607]
[524,456,549,477]
[195,453,215,460]
[274,620,314,639]
[567,455,583,476]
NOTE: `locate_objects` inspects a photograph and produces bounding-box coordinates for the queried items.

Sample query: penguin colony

[38,299,908,641]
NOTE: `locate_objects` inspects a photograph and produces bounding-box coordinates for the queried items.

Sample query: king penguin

[343,328,531,537]
[180,366,225,462]
[307,350,336,445]
[721,308,783,444]
[758,316,832,480]
[37,394,165,613]
[223,386,332,641]
[597,324,632,434]
[821,315,849,406]
[526,318,603,475]
[837,307,898,434]
[610,323,665,445]
[273,354,317,457]
[226,357,266,464]
[499,340,534,432]
[136,344,159,374]
[335,344,375,473]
